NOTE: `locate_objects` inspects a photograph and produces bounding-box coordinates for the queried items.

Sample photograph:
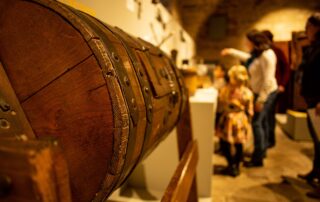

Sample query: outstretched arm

[221,48,251,62]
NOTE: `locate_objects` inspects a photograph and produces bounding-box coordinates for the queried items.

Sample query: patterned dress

[216,85,254,144]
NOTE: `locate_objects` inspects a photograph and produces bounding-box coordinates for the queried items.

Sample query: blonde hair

[228,65,249,85]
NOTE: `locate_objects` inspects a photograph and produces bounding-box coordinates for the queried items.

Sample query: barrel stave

[0,0,186,201]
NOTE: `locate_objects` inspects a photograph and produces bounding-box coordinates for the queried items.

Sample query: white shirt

[228,48,278,103]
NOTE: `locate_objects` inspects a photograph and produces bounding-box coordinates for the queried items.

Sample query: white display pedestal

[189,87,218,197]
[109,87,218,201]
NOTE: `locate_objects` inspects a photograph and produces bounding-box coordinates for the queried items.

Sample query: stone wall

[196,0,320,67]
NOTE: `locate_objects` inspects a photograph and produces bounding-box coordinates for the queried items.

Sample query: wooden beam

[161,140,198,202]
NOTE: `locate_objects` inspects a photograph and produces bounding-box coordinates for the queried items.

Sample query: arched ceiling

[175,0,320,62]
[176,0,222,39]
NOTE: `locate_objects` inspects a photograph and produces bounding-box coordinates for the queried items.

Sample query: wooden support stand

[0,139,72,202]
[162,98,199,202]
[0,101,199,202]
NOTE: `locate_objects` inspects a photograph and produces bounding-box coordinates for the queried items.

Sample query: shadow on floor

[117,164,158,200]
[263,176,310,201]
[227,176,318,202]
[119,187,158,200]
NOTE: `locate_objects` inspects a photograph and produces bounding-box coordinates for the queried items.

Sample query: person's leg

[245,92,278,167]
[235,143,243,169]
[220,140,240,177]
[246,110,266,166]
[262,112,269,156]
[298,113,320,188]
[260,91,278,149]
[220,140,232,167]
[266,92,278,148]
[227,143,240,177]
[307,116,320,176]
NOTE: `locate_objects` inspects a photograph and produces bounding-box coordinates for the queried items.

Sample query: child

[216,65,254,177]
[212,64,227,90]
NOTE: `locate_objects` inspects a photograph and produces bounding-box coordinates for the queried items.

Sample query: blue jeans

[267,92,279,147]
[251,91,278,162]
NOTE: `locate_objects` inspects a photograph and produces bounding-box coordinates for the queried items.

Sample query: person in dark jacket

[262,30,291,148]
[297,12,320,199]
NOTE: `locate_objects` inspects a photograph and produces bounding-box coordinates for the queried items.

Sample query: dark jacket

[272,45,290,87]
[300,40,320,107]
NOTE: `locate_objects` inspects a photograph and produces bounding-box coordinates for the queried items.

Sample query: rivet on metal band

[123,76,130,86]
[0,119,10,130]
[112,52,120,62]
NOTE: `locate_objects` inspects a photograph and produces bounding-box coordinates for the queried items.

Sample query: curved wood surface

[0,0,186,201]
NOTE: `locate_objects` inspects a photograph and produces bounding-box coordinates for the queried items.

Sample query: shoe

[306,189,320,199]
[221,166,240,177]
[243,160,263,168]
[298,172,316,181]
[308,179,320,188]
[230,166,240,177]
[298,172,320,188]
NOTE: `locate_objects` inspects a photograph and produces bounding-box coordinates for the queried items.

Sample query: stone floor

[108,123,318,202]
[212,125,318,202]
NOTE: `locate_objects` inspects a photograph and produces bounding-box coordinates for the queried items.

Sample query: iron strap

[73,12,139,126]
[167,59,188,124]
[108,27,154,123]
[105,27,155,188]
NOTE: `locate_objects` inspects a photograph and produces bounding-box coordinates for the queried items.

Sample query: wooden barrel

[0,0,187,201]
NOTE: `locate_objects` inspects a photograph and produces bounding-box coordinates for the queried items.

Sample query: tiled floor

[212,125,318,202]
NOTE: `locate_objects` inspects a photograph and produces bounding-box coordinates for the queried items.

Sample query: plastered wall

[58,0,195,67]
